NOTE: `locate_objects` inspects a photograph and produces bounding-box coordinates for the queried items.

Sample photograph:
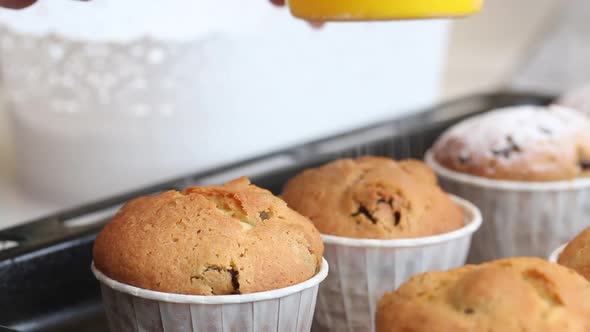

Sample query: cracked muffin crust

[281,157,464,239]
[432,105,590,181]
[377,257,590,332]
[93,177,323,295]
[558,227,590,281]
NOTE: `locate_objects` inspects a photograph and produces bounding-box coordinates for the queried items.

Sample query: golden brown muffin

[377,257,590,332]
[432,105,590,181]
[93,177,324,295]
[281,157,464,239]
[558,227,590,281]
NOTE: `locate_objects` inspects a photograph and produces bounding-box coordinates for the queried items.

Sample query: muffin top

[377,257,590,332]
[558,227,590,281]
[281,157,464,239]
[558,85,590,117]
[93,177,324,295]
[432,105,590,181]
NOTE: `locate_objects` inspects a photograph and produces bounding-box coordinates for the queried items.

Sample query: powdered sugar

[434,105,590,177]
[558,85,590,117]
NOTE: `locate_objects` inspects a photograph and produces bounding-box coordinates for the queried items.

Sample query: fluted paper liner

[549,243,567,263]
[426,151,590,263]
[92,258,328,332]
[313,195,481,332]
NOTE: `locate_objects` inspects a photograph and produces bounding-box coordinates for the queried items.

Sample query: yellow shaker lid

[289,0,483,21]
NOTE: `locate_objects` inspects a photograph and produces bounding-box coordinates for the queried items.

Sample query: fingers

[0,0,36,9]
[309,22,324,29]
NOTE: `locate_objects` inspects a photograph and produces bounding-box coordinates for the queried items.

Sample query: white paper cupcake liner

[548,243,567,263]
[425,151,590,263]
[313,195,481,332]
[92,258,328,332]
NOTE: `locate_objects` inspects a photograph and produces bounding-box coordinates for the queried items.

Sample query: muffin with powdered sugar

[426,105,590,262]
[432,105,590,181]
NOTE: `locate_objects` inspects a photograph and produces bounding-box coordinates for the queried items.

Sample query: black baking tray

[0,91,554,332]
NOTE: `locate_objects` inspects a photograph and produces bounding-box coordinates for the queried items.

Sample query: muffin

[426,105,590,262]
[432,105,590,181]
[282,157,482,332]
[94,176,323,295]
[282,156,464,239]
[558,84,590,118]
[92,177,328,332]
[558,226,590,281]
[377,257,590,332]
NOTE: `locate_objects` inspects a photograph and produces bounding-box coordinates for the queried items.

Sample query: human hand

[0,0,324,29]
[0,0,36,9]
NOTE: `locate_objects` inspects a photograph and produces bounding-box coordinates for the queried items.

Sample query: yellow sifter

[289,0,483,21]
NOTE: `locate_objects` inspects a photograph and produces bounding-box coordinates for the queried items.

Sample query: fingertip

[270,0,285,6]
[309,21,325,29]
[0,0,36,9]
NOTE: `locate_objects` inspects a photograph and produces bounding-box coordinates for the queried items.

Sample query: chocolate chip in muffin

[193,265,242,295]
[580,160,590,171]
[394,211,402,226]
[458,151,471,165]
[352,205,377,224]
[538,126,552,136]
[463,308,475,315]
[259,210,270,221]
[351,198,397,225]
[377,197,393,207]
[491,135,521,158]
[230,267,240,294]
[378,198,402,226]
